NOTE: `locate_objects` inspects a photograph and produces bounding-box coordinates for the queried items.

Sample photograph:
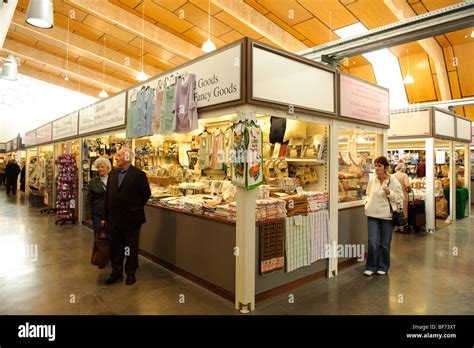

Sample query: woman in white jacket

[364,156,404,276]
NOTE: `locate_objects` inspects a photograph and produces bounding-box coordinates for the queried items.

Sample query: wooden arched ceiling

[2,0,473,119]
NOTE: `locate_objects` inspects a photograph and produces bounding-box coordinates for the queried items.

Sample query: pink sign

[471,127,474,145]
[340,74,389,126]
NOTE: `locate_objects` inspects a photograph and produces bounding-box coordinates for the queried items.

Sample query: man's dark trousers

[110,224,141,276]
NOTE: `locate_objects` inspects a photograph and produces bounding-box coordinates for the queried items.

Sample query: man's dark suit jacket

[104,165,151,230]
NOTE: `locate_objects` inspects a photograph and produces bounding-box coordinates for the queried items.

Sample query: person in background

[20,161,26,192]
[5,159,21,196]
[364,156,404,276]
[0,160,6,187]
[417,155,426,177]
[393,163,412,232]
[85,157,111,236]
[102,148,151,286]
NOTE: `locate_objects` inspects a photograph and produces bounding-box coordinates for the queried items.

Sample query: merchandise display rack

[55,153,78,225]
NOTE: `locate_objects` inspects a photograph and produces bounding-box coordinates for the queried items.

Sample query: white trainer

[364,270,374,276]
[377,271,386,275]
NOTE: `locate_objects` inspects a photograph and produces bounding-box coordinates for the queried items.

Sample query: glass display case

[338,129,381,204]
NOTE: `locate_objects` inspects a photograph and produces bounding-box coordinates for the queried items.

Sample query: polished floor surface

[0,188,473,315]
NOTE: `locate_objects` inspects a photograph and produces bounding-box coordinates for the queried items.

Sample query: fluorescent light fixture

[335,23,409,108]
[471,30,474,38]
[99,89,108,98]
[137,70,148,81]
[26,0,54,29]
[0,55,18,81]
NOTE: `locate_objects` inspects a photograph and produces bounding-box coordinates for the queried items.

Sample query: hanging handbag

[386,179,407,227]
[91,226,112,269]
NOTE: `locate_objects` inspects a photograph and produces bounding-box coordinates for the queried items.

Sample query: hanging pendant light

[26,0,54,29]
[98,36,108,98]
[137,4,148,82]
[99,89,108,98]
[0,55,18,81]
[201,0,216,53]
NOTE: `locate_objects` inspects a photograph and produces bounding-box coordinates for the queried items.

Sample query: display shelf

[286,158,326,165]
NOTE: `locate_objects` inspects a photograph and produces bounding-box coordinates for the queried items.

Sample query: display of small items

[55,153,77,225]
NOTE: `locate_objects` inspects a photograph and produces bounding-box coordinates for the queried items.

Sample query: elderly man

[102,148,151,285]
[5,159,21,196]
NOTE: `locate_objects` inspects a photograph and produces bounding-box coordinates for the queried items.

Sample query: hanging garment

[211,131,225,170]
[152,88,164,135]
[197,132,212,170]
[173,74,198,133]
[144,86,155,136]
[179,143,191,167]
[135,88,148,138]
[159,82,177,135]
[126,99,138,139]
[223,128,233,178]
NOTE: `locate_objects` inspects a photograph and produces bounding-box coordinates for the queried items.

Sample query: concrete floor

[0,188,473,315]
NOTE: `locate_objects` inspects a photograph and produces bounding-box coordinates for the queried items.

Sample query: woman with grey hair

[394,162,411,231]
[86,157,112,236]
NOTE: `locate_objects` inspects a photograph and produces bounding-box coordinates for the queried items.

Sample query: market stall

[388,107,472,232]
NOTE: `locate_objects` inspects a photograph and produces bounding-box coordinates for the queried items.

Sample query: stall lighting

[99,89,108,98]
[137,70,148,81]
[26,0,54,29]
[471,30,474,38]
[0,55,18,81]
[403,74,414,84]
[201,0,216,53]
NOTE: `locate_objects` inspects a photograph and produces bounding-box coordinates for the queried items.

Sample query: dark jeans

[366,217,393,273]
[110,224,141,276]
[0,173,5,186]
[6,177,17,195]
[92,214,104,236]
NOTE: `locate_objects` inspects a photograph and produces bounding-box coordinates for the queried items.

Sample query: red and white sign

[340,74,389,126]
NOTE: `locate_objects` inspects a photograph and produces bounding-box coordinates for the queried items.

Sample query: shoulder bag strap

[386,177,394,214]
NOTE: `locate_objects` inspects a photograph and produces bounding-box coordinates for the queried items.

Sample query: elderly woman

[86,157,111,235]
[364,156,404,276]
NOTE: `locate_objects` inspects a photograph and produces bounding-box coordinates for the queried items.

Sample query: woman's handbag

[91,227,111,269]
[386,179,407,227]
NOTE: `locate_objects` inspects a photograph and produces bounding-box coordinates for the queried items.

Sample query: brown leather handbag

[91,227,111,269]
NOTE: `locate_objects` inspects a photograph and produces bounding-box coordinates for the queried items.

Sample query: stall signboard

[472,126,474,145]
[128,43,242,109]
[79,92,126,135]
[24,130,36,146]
[340,74,389,126]
[252,45,335,114]
[0,143,6,153]
[434,110,455,138]
[456,116,472,142]
[6,141,12,152]
[53,111,79,141]
[36,123,52,144]
[12,138,18,151]
[436,150,446,165]
[388,110,430,137]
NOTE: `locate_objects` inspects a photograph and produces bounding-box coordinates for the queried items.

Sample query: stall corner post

[235,107,257,313]
[328,121,339,277]
[425,138,435,233]
[464,144,471,217]
[448,141,456,223]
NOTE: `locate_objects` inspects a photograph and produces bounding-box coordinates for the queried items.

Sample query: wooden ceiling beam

[2,38,125,92]
[211,0,307,52]
[16,65,103,98]
[10,11,161,80]
[384,0,452,100]
[67,0,202,59]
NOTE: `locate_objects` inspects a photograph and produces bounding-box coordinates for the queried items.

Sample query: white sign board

[53,111,79,141]
[252,45,335,113]
[388,110,430,137]
[24,130,37,146]
[340,74,389,126]
[12,139,17,151]
[36,123,52,144]
[0,143,6,151]
[434,110,455,138]
[79,92,126,135]
[456,117,471,141]
[128,43,241,110]
[6,141,12,152]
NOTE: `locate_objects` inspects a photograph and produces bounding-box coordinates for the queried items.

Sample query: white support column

[464,144,471,216]
[448,142,456,223]
[382,130,388,157]
[328,121,339,277]
[425,138,435,233]
[235,108,257,313]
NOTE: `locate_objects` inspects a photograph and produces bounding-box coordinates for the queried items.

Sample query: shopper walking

[102,148,151,285]
[86,157,111,236]
[416,156,426,177]
[20,162,26,192]
[0,161,6,187]
[393,163,412,230]
[5,159,21,195]
[364,156,404,276]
